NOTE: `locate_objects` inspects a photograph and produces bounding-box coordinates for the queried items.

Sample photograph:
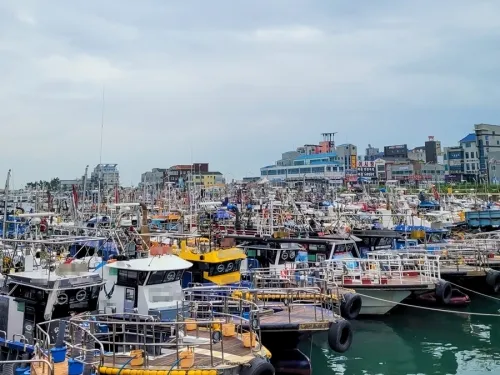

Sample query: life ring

[486,270,500,294]
[75,290,86,302]
[57,293,68,305]
[328,319,353,353]
[435,281,452,304]
[239,358,275,375]
[280,269,289,278]
[340,293,362,320]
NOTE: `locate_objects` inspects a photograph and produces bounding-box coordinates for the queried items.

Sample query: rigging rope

[355,292,500,317]
[445,281,500,303]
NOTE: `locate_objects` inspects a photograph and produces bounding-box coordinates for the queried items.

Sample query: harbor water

[302,297,500,375]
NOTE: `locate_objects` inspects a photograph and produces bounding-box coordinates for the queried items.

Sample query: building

[141,168,167,190]
[261,133,348,182]
[60,179,82,191]
[474,123,500,177]
[424,136,442,163]
[192,172,225,188]
[443,133,480,182]
[364,144,380,161]
[261,152,344,182]
[488,151,500,184]
[166,163,209,187]
[384,144,408,159]
[90,164,119,189]
[384,159,444,183]
[408,147,426,162]
[336,144,358,173]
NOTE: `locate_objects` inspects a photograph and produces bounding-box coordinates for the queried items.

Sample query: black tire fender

[340,293,362,320]
[240,358,275,375]
[436,281,452,304]
[328,319,353,353]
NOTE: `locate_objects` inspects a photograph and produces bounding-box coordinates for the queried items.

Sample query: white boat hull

[354,289,412,315]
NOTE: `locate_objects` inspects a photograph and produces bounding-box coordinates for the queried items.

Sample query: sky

[2,0,500,187]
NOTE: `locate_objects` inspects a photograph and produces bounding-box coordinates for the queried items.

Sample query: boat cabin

[99,255,193,321]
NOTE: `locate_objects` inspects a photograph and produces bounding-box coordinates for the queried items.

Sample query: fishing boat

[186,284,353,375]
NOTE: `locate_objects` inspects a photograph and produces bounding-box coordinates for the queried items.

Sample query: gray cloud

[1,0,500,186]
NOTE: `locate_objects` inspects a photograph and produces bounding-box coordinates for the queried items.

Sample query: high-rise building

[474,123,500,177]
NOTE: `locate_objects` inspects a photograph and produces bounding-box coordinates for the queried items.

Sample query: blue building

[260,152,344,182]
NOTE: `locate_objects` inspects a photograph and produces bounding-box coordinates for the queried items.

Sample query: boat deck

[100,329,264,370]
[31,360,67,375]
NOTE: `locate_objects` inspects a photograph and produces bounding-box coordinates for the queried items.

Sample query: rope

[445,280,500,302]
[354,292,500,317]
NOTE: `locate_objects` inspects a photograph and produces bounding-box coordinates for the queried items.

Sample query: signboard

[384,145,408,158]
[448,159,462,166]
[448,150,463,160]
[408,175,432,181]
[357,161,376,178]
[350,155,357,169]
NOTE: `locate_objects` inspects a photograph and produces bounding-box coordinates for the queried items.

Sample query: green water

[303,298,500,375]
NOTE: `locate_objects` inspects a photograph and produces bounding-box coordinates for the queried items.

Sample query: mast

[97,86,105,220]
[2,169,11,239]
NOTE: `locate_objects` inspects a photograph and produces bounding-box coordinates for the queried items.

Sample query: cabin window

[125,288,135,301]
[148,271,166,285]
[117,270,137,286]
[208,260,242,277]
[147,270,184,285]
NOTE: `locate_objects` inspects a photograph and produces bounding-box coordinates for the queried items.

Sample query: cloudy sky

[2,0,500,187]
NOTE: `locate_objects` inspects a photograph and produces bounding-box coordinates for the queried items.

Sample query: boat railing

[0,359,54,375]
[320,254,442,285]
[69,310,262,369]
[185,284,343,322]
[391,243,494,270]
[35,318,105,369]
[240,266,344,296]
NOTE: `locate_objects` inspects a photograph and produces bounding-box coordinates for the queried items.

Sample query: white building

[90,164,119,189]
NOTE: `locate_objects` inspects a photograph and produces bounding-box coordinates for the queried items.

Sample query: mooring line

[355,292,500,317]
[445,281,500,302]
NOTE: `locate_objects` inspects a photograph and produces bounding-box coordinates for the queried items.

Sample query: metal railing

[243,255,442,287]
[0,359,54,375]
[66,296,264,369]
[35,318,105,370]
[185,285,342,323]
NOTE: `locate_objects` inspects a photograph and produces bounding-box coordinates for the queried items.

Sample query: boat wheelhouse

[99,255,192,320]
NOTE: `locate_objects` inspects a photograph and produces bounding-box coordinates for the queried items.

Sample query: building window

[465,152,469,159]
[466,164,470,171]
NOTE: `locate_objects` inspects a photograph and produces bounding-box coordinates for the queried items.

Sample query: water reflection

[301,299,500,375]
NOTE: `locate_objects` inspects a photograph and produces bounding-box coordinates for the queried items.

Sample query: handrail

[0,359,54,375]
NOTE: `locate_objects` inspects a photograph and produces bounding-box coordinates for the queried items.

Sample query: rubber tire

[436,281,452,305]
[486,270,500,294]
[340,293,362,320]
[240,358,275,375]
[328,320,353,353]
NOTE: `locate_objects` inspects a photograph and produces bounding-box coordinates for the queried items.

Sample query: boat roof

[9,268,102,289]
[107,255,193,272]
